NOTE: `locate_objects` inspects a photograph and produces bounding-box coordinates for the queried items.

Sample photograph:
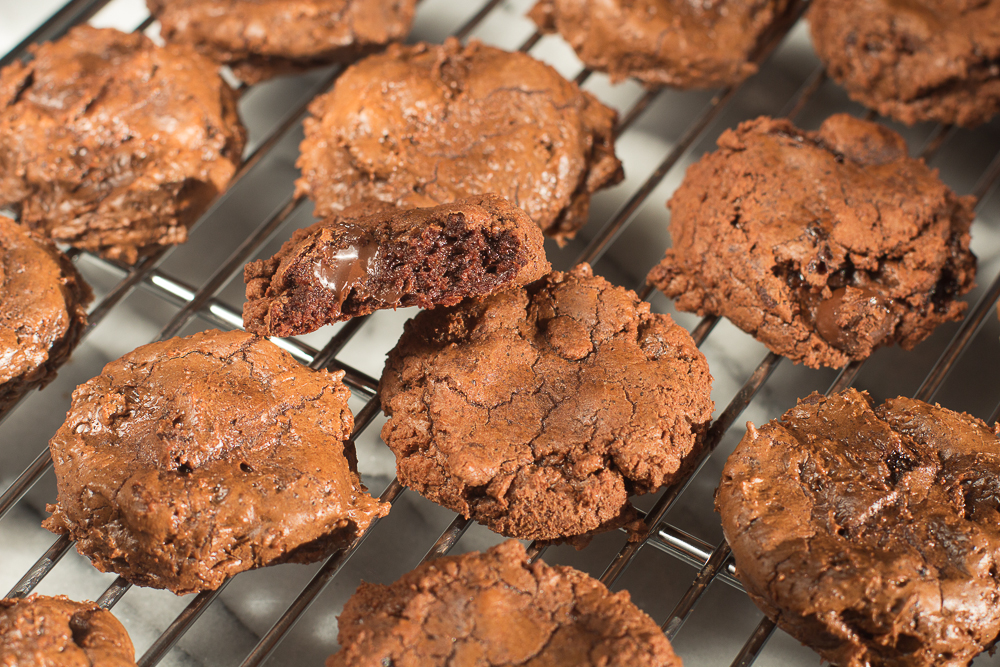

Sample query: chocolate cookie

[718,388,1000,667]
[243,195,551,337]
[328,540,682,667]
[529,0,792,89]
[0,595,135,666]
[809,0,1000,128]
[147,0,416,85]
[0,215,92,412]
[295,39,624,243]
[43,329,388,595]
[647,114,976,369]
[379,263,713,542]
[0,26,246,263]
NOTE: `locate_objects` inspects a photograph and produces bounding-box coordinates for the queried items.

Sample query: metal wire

[652,524,741,591]
[96,576,131,610]
[237,428,404,667]
[732,618,777,667]
[5,534,73,599]
[137,584,230,667]
[419,516,473,563]
[662,541,733,640]
[454,0,506,41]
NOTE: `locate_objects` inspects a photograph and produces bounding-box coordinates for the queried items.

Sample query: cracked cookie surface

[0,215,92,413]
[43,329,388,595]
[718,388,1000,667]
[243,194,551,337]
[328,540,682,667]
[147,0,416,84]
[647,114,976,369]
[379,263,713,542]
[295,38,624,243]
[809,0,1000,127]
[0,595,135,667]
[529,0,792,89]
[0,26,246,264]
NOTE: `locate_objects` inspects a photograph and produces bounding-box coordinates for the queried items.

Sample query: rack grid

[2,1,1000,665]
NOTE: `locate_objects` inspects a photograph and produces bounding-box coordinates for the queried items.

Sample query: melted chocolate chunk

[309,224,383,302]
[811,286,895,354]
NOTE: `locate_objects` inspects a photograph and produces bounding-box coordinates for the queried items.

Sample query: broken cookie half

[243,194,551,337]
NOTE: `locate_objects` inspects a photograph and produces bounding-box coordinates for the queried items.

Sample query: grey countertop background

[2,0,1000,665]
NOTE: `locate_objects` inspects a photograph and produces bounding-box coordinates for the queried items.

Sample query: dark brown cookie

[0,215,92,412]
[648,114,976,369]
[243,195,551,337]
[379,263,713,542]
[0,26,246,264]
[43,329,388,595]
[809,0,1000,128]
[529,0,792,89]
[147,0,416,85]
[295,38,624,243]
[328,540,682,667]
[718,388,1000,667]
[0,595,136,666]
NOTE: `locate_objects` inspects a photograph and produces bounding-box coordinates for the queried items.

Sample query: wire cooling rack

[1,0,1000,665]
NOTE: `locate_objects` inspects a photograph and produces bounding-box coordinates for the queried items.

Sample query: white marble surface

[1,0,1000,665]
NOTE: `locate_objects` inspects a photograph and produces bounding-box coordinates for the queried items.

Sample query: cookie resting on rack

[378,263,713,542]
[809,0,1000,127]
[43,329,388,595]
[243,194,551,337]
[718,388,1000,667]
[0,595,136,667]
[0,215,91,413]
[295,38,624,243]
[529,0,792,89]
[327,540,682,667]
[648,114,976,369]
[147,0,416,84]
[0,26,246,264]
